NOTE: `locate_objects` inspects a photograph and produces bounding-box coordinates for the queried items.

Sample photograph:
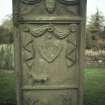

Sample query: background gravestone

[13,0,87,105]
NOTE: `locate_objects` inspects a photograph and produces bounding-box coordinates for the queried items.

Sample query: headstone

[13,0,87,105]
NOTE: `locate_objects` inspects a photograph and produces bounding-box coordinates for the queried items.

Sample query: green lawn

[0,68,105,105]
[0,71,16,105]
[84,67,105,105]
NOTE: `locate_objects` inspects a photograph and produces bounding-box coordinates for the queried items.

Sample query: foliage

[0,26,13,44]
[0,18,13,44]
[86,30,96,49]
[2,17,13,32]
[86,9,105,49]
[87,9,105,31]
[0,44,14,69]
[0,17,14,69]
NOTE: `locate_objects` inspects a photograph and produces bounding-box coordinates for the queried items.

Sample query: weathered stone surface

[13,0,86,105]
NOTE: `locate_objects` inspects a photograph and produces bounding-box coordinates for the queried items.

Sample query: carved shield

[38,39,62,63]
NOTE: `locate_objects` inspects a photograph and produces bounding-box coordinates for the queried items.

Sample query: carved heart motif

[38,40,63,63]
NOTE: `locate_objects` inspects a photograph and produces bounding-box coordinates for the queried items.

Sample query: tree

[0,17,14,69]
[0,17,13,44]
[2,16,13,32]
[86,9,105,49]
[87,9,105,32]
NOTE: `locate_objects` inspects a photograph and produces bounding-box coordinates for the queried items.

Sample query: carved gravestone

[13,0,86,105]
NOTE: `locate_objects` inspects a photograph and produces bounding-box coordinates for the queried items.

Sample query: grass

[0,67,105,105]
[84,67,105,105]
[0,71,16,105]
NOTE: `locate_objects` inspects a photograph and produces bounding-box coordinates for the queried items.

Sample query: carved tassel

[45,0,56,14]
